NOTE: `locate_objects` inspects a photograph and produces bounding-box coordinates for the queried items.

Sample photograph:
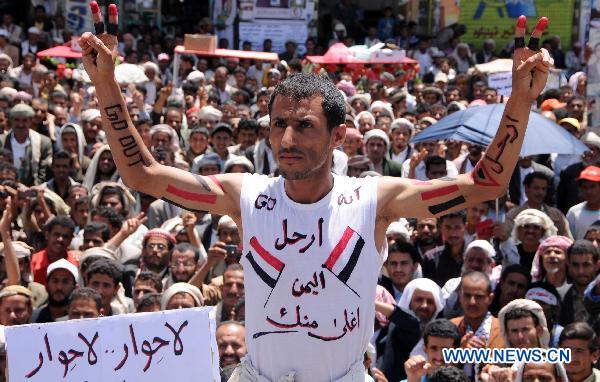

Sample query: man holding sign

[78,2,552,380]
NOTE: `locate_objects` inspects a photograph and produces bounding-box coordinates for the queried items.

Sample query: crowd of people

[0,3,595,382]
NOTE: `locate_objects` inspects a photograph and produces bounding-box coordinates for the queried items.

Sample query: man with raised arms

[79,4,552,380]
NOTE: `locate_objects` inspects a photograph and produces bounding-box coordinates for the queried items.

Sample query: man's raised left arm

[378,16,553,221]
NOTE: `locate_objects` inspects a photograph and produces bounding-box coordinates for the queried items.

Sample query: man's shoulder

[567,201,586,215]
[423,245,444,261]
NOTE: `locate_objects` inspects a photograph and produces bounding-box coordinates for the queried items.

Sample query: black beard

[49,295,69,307]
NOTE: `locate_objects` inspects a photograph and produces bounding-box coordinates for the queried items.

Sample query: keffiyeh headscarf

[530,235,573,282]
[150,124,180,151]
[398,278,445,322]
[498,299,550,348]
[511,209,557,243]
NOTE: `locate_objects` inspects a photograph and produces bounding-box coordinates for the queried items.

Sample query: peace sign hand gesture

[511,16,554,101]
[78,1,119,84]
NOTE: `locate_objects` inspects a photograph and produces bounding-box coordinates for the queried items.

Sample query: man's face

[133,279,158,306]
[426,164,447,180]
[506,316,541,348]
[522,363,558,382]
[423,92,438,105]
[484,90,497,104]
[270,95,340,181]
[525,178,548,206]
[238,129,257,149]
[440,217,465,247]
[71,203,89,227]
[446,89,460,102]
[212,131,232,154]
[0,295,31,326]
[170,250,197,283]
[358,116,374,134]
[464,248,492,273]
[580,181,600,204]
[88,273,117,307]
[23,56,35,69]
[61,132,78,154]
[46,226,74,255]
[385,251,416,289]
[416,218,438,241]
[500,272,529,304]
[585,230,600,247]
[189,133,209,154]
[10,116,31,130]
[425,336,455,369]
[562,338,597,378]
[568,253,597,288]
[365,138,387,163]
[214,69,227,88]
[51,157,71,180]
[142,237,170,273]
[81,231,104,251]
[68,298,100,320]
[47,269,76,305]
[217,323,247,368]
[32,100,47,125]
[221,270,244,312]
[568,99,585,120]
[459,277,493,319]
[517,224,544,246]
[166,293,196,310]
[98,151,116,175]
[409,289,436,322]
[151,132,170,149]
[166,110,182,132]
[100,194,123,215]
[218,225,240,246]
[343,136,363,156]
[391,127,411,149]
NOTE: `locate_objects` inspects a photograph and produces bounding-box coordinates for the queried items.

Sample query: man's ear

[331,124,347,149]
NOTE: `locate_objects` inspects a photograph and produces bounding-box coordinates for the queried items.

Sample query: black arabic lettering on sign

[263,306,361,342]
[24,319,190,378]
[274,217,324,253]
[291,271,326,297]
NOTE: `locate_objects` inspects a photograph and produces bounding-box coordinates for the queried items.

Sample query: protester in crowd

[217,320,247,369]
[498,299,550,348]
[379,241,420,303]
[422,212,466,286]
[67,287,102,319]
[559,322,600,382]
[525,282,563,347]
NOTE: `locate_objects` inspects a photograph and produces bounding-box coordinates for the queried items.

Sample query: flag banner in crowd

[459,0,575,50]
[65,0,94,36]
[5,307,220,382]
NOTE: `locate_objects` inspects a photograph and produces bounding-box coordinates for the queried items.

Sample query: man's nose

[280,126,296,148]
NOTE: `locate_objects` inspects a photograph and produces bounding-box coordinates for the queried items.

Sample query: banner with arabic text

[5,307,219,382]
[458,0,575,51]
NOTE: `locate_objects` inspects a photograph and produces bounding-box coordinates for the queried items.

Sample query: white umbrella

[114,63,148,85]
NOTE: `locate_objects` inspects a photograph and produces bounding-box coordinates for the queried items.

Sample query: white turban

[514,359,568,382]
[224,156,254,173]
[198,105,222,121]
[257,115,270,128]
[369,100,394,118]
[390,118,415,133]
[81,108,102,122]
[150,123,180,151]
[160,282,204,309]
[142,61,159,74]
[363,129,390,149]
[398,278,445,321]
[511,209,557,243]
[498,299,550,348]
[354,111,375,128]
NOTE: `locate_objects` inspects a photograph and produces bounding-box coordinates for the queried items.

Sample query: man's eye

[275,121,286,128]
[300,121,312,129]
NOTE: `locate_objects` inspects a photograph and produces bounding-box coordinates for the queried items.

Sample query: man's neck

[546,271,566,287]
[448,242,463,260]
[391,144,407,156]
[284,166,335,204]
[527,200,543,210]
[522,241,539,252]
[464,314,487,330]
[99,173,112,181]
[47,250,66,264]
[393,281,407,293]
[48,303,67,320]
[216,149,228,160]
[574,282,588,295]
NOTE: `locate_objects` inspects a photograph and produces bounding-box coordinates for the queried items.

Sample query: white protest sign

[487,71,512,97]
[6,307,219,382]
[65,0,94,36]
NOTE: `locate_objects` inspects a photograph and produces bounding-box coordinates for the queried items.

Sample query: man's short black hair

[53,150,72,163]
[237,119,259,134]
[504,307,540,332]
[73,195,90,210]
[559,322,598,351]
[180,54,195,64]
[268,73,345,131]
[69,287,102,310]
[135,271,163,293]
[387,241,420,264]
[523,171,550,187]
[425,155,447,172]
[171,242,200,263]
[91,206,124,230]
[423,319,461,347]
[439,210,466,224]
[45,216,75,234]
[416,103,431,114]
[83,221,110,242]
[462,270,492,293]
[428,366,469,382]
[568,239,599,263]
[136,292,161,311]
[86,258,123,287]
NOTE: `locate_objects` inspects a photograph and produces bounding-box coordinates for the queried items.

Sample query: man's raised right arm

[79,2,241,217]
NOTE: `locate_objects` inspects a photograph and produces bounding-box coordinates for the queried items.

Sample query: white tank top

[240,173,386,381]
